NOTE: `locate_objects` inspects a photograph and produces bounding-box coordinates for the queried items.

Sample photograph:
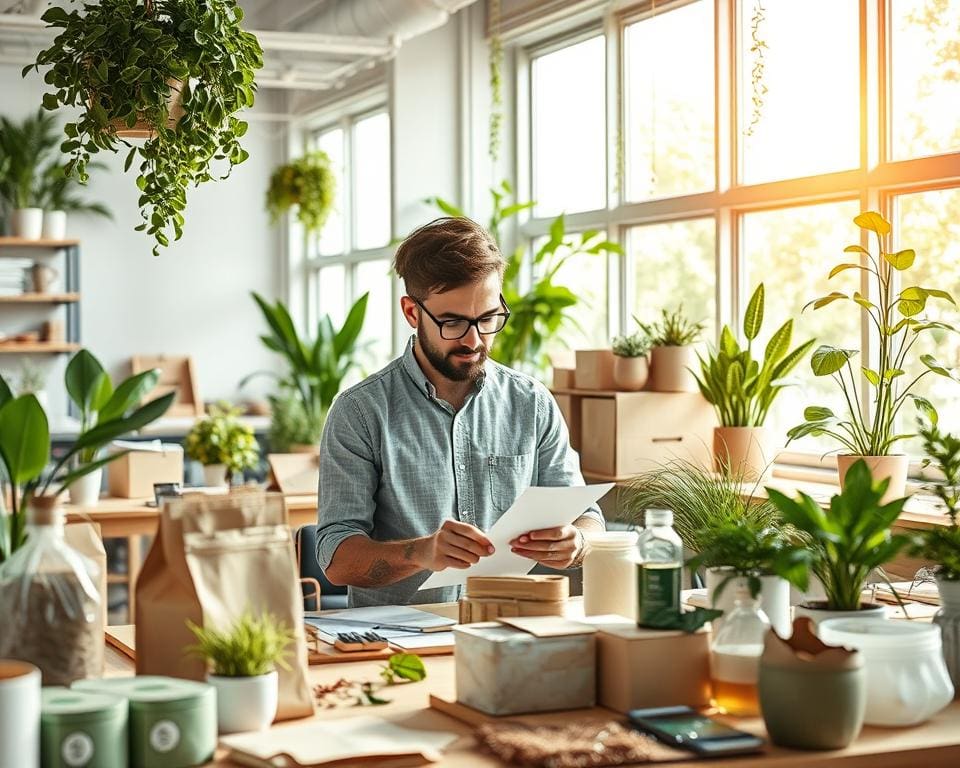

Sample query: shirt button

[458,462,466,470]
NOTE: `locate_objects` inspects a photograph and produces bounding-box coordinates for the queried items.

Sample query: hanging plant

[265,151,336,234]
[743,0,768,137]
[25,0,263,255]
[488,0,503,164]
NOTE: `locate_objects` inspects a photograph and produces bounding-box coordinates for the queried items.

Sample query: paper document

[304,605,455,644]
[419,483,614,590]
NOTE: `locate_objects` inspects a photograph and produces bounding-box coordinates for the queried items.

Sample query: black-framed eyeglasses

[413,294,511,340]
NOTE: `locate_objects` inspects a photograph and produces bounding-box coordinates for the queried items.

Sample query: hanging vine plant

[24,0,263,255]
[265,151,336,234]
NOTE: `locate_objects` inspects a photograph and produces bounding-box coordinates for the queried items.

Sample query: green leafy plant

[612,330,651,358]
[788,211,959,455]
[766,459,910,611]
[0,353,174,562]
[266,389,326,453]
[694,283,815,427]
[37,162,112,219]
[248,292,369,444]
[187,611,294,677]
[184,402,260,477]
[0,109,59,212]
[380,653,427,685]
[911,419,960,580]
[266,151,336,234]
[638,305,705,347]
[28,0,263,255]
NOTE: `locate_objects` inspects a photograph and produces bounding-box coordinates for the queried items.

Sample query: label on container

[637,562,681,626]
[62,731,94,767]
[150,720,181,753]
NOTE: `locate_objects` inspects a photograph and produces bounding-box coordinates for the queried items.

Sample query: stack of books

[0,260,29,296]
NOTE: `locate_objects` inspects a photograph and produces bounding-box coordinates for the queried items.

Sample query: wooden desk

[66,494,318,622]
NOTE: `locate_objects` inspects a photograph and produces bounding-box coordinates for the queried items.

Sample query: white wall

[0,65,286,427]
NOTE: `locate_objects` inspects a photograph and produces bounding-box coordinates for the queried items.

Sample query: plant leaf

[853,211,891,235]
[909,395,938,425]
[810,345,857,376]
[0,395,49,485]
[743,284,764,341]
[884,249,915,270]
[387,653,427,682]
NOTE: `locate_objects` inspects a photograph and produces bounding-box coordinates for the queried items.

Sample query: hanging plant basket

[108,78,185,139]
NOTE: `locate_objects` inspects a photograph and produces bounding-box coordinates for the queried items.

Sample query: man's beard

[417,324,488,382]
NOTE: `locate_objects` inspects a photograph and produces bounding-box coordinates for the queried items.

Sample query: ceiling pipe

[288,0,478,40]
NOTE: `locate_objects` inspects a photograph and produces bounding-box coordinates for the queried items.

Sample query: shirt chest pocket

[487,453,534,513]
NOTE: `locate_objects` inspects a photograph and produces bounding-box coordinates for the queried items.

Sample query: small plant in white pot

[638,306,705,392]
[788,211,959,503]
[185,402,260,487]
[611,331,652,391]
[694,283,815,480]
[37,161,112,240]
[0,111,57,239]
[188,612,294,734]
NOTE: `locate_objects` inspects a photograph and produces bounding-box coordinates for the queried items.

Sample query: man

[316,216,605,607]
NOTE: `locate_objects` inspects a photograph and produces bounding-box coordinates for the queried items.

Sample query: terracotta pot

[288,443,320,455]
[648,346,697,392]
[712,426,771,480]
[837,454,909,505]
[105,79,185,139]
[612,355,649,391]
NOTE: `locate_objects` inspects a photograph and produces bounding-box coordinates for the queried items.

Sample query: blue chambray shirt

[316,336,604,607]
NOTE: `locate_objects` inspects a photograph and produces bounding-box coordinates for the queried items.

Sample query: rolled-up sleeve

[316,395,380,570]
[534,388,605,527]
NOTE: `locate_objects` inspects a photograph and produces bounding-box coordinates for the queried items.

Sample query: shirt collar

[401,335,489,400]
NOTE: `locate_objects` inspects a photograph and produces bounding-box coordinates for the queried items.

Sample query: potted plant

[28,0,263,255]
[910,418,960,691]
[638,305,706,393]
[266,151,336,234]
[788,211,959,502]
[611,330,651,391]
[0,110,58,239]
[37,162,112,240]
[184,403,260,487]
[266,389,326,454]
[187,611,294,734]
[15,360,49,413]
[248,292,369,454]
[694,283,815,480]
[766,459,910,624]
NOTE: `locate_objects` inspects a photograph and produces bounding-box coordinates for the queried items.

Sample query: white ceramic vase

[705,570,791,639]
[203,463,229,488]
[11,208,43,240]
[0,660,41,768]
[208,671,278,734]
[41,210,67,240]
[68,467,103,507]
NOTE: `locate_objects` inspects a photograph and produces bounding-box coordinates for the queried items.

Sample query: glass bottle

[710,583,770,716]
[635,508,683,627]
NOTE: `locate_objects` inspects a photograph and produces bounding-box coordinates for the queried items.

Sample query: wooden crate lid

[465,574,569,602]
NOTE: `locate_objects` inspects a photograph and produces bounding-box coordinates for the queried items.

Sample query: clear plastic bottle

[635,508,683,627]
[710,583,770,716]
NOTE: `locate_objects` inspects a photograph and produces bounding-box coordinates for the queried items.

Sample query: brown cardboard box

[552,367,575,389]
[589,617,712,712]
[107,443,184,498]
[574,349,616,390]
[554,393,581,451]
[579,391,715,477]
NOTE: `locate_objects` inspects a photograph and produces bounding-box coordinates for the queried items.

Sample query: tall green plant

[694,283,815,427]
[788,211,959,455]
[911,419,960,580]
[37,162,112,218]
[0,109,59,211]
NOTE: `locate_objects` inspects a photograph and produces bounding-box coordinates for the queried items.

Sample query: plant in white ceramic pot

[36,161,112,240]
[766,459,910,624]
[637,305,705,393]
[788,211,959,502]
[184,403,260,487]
[0,110,58,239]
[694,283,815,480]
[187,611,294,734]
[610,330,652,391]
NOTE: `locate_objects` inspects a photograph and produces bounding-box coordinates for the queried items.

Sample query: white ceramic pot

[0,660,41,768]
[648,345,698,392]
[837,455,909,505]
[68,467,103,507]
[208,671,278,734]
[203,463,229,488]
[41,210,67,240]
[11,208,43,240]
[794,601,887,629]
[712,426,771,481]
[612,355,649,391]
[705,570,791,639]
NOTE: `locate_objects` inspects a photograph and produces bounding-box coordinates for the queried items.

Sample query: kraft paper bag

[136,489,314,721]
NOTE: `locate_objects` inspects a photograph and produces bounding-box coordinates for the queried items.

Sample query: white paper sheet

[418,483,614,590]
[389,631,456,649]
[304,605,455,644]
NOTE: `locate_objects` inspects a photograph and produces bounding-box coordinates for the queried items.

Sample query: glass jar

[582,531,639,619]
[711,584,770,716]
[635,508,683,627]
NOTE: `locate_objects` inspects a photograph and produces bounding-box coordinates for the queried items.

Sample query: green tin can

[72,677,216,768]
[41,687,128,768]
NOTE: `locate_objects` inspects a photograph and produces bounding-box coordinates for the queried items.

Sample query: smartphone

[148,482,182,508]
[627,705,764,757]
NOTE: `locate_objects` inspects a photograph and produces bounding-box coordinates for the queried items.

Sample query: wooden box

[579,391,715,477]
[552,367,575,389]
[458,575,568,623]
[554,393,581,451]
[574,349,615,390]
[132,355,202,418]
[107,443,184,498]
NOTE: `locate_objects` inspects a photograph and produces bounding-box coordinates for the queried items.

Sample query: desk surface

[103,603,960,768]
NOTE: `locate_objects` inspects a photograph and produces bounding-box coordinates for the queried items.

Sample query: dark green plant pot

[758,662,866,750]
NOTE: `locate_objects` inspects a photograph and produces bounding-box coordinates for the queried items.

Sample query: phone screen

[645,713,749,742]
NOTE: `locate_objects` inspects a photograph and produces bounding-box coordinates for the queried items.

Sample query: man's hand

[421,519,495,571]
[510,524,583,569]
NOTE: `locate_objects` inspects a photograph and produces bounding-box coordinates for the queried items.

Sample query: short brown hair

[393,216,504,298]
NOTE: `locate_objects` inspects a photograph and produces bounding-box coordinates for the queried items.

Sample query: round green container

[72,677,216,768]
[41,687,128,768]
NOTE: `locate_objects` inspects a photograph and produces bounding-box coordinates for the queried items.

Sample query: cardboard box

[107,443,184,498]
[589,617,712,712]
[459,575,569,623]
[454,616,596,716]
[554,393,581,451]
[580,391,715,477]
[574,349,615,390]
[552,367,575,389]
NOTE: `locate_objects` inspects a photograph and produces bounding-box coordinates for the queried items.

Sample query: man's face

[403,272,504,383]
